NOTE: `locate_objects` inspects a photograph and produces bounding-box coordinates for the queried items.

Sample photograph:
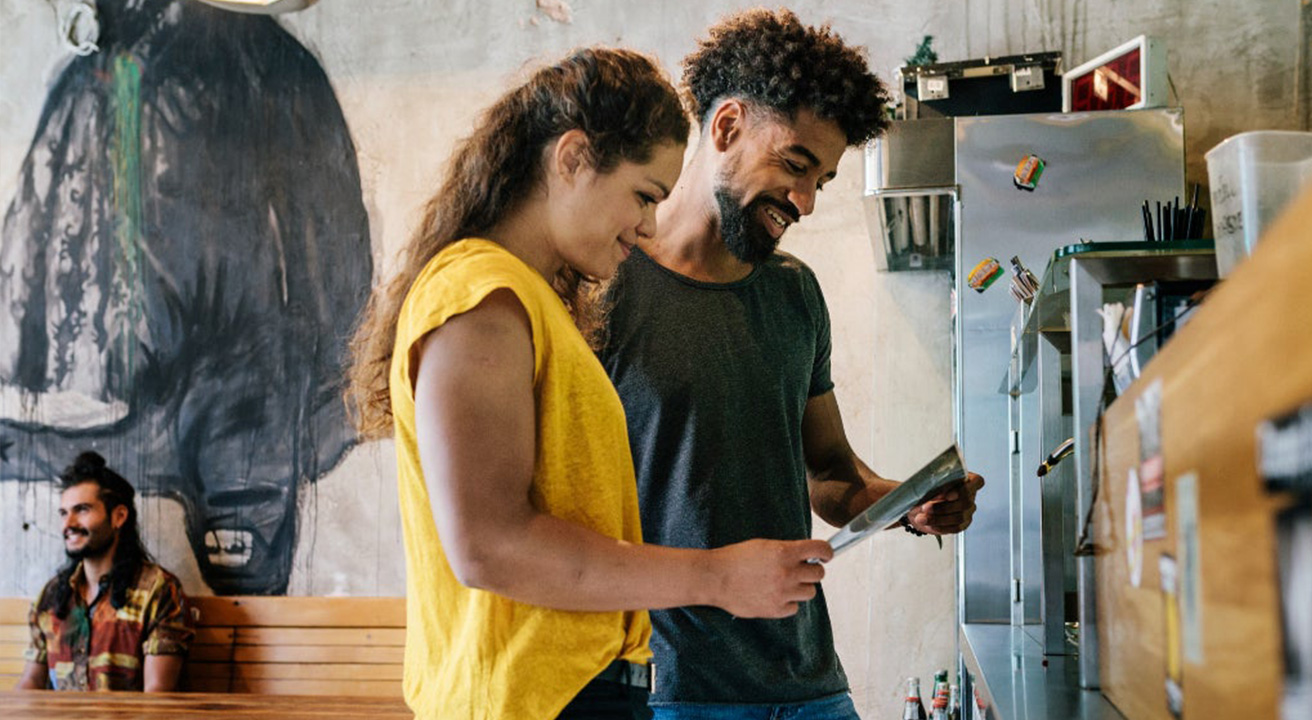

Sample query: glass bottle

[903,677,928,720]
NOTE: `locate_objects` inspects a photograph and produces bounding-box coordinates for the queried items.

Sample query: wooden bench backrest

[1,596,406,697]
[1,598,30,686]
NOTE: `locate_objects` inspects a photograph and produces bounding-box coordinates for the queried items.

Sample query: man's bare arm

[802,391,898,527]
[803,391,984,533]
[143,654,185,692]
[15,660,48,690]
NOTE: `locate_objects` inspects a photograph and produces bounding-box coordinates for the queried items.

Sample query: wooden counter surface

[1095,184,1312,718]
[0,690,412,719]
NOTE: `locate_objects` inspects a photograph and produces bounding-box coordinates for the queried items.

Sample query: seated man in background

[15,451,194,691]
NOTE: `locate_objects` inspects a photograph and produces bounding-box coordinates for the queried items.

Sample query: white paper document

[826,445,968,556]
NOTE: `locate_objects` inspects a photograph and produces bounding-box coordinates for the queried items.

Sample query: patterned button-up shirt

[25,562,194,691]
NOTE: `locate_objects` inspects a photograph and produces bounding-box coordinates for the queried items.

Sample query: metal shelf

[1001,240,1216,397]
[993,242,1219,692]
[961,623,1125,720]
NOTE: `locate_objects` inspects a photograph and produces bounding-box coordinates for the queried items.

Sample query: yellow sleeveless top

[390,239,651,719]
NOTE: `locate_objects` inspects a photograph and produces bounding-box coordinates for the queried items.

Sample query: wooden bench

[1,598,29,687]
[1,596,406,697]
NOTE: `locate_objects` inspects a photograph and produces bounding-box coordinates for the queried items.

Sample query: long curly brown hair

[682,8,891,145]
[345,47,689,440]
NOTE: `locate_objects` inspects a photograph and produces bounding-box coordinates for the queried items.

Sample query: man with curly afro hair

[600,8,984,717]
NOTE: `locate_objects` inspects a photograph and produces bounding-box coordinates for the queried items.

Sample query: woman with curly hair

[344,47,832,720]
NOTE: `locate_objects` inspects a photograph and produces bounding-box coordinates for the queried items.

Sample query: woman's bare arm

[412,289,831,619]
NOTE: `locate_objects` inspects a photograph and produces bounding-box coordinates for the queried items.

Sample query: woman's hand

[706,539,833,618]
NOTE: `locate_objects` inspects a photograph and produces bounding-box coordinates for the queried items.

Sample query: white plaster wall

[1,0,1304,715]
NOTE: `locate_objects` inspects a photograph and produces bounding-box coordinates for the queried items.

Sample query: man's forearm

[809,457,898,527]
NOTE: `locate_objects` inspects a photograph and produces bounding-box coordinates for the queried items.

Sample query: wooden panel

[191,597,405,628]
[193,627,406,647]
[194,627,237,645]
[1,595,407,697]
[0,690,411,719]
[188,662,402,681]
[190,644,404,665]
[1094,186,1312,719]
[187,678,402,697]
[0,599,30,624]
[1,642,27,663]
[0,597,406,629]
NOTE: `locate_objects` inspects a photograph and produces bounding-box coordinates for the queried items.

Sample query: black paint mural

[0,0,373,595]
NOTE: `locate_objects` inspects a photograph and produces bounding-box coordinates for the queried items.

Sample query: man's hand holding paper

[906,472,985,536]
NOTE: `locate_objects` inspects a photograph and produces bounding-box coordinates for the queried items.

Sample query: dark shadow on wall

[0,0,373,595]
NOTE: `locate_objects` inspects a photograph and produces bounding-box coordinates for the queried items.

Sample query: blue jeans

[650,692,860,720]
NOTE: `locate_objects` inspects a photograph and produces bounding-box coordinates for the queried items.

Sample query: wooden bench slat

[188,662,402,681]
[193,627,236,645]
[4,596,407,697]
[188,677,401,697]
[192,598,405,628]
[0,599,30,624]
[1,642,29,663]
[191,644,404,665]
[7,597,407,627]
[0,690,413,717]
[193,627,406,647]
[237,627,407,646]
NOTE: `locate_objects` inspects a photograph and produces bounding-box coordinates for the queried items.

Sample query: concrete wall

[1,0,1303,714]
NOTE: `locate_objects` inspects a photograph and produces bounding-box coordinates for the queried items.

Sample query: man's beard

[715,186,793,266]
[65,527,116,561]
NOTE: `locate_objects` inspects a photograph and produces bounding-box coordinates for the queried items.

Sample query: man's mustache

[760,197,801,224]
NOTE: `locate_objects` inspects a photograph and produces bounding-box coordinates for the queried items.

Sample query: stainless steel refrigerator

[865,107,1185,680]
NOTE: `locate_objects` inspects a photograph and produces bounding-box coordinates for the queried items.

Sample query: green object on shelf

[905,35,939,67]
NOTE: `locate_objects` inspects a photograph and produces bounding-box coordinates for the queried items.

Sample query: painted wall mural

[0,0,373,595]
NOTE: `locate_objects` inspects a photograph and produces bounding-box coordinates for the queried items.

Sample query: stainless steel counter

[960,623,1125,720]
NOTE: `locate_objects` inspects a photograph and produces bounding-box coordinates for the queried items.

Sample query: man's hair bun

[72,451,107,475]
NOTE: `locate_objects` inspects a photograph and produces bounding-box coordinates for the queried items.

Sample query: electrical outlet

[918,75,949,100]
[1010,65,1045,92]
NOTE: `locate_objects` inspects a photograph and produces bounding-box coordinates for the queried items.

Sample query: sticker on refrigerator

[1126,467,1144,588]
[1136,379,1167,540]
[967,257,1003,293]
[1160,554,1185,719]
[1013,154,1046,191]
[1175,471,1204,665]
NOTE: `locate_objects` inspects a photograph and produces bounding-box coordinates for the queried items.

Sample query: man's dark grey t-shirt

[600,247,848,704]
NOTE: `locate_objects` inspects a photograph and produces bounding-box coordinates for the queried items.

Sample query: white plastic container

[1205,130,1312,276]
